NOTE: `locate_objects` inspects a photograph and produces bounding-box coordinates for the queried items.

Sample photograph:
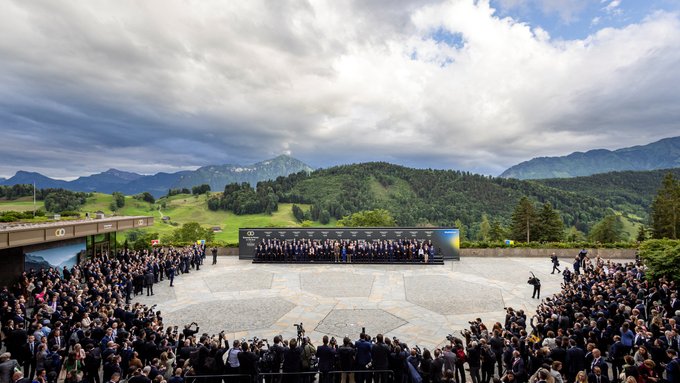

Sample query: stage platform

[252,253,446,265]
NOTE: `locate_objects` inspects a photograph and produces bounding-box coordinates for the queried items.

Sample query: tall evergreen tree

[454,218,467,241]
[651,173,680,239]
[589,215,625,243]
[636,225,648,242]
[511,197,537,242]
[477,214,491,241]
[489,219,506,241]
[536,202,564,242]
[565,226,586,242]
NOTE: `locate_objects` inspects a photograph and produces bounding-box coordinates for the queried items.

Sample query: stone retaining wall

[460,247,637,259]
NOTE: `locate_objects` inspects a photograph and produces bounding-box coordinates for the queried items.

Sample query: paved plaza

[134,257,573,349]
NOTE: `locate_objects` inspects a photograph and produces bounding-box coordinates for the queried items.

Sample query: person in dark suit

[47,330,65,357]
[167,368,183,383]
[565,340,585,383]
[144,270,154,296]
[431,349,445,383]
[354,334,372,383]
[168,265,175,287]
[316,336,336,383]
[337,337,355,383]
[510,351,526,383]
[550,253,561,274]
[21,335,38,380]
[587,366,609,383]
[212,247,218,265]
[589,349,607,379]
[237,342,259,380]
[282,339,302,383]
[371,334,390,383]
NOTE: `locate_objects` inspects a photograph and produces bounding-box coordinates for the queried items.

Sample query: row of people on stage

[254,238,438,263]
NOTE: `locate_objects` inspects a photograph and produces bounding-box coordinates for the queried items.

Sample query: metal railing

[258,369,394,383]
[173,370,396,383]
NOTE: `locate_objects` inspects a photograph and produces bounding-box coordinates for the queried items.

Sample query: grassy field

[76,193,335,244]
[0,197,45,212]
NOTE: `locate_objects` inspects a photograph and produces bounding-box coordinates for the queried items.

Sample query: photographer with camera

[479,339,496,383]
[225,339,242,379]
[550,253,560,274]
[527,273,541,299]
[294,323,305,345]
[300,337,317,383]
[182,322,199,338]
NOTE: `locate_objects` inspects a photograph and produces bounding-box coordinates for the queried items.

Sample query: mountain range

[0,155,313,197]
[500,136,680,179]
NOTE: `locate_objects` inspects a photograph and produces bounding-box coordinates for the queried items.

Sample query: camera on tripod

[293,323,305,339]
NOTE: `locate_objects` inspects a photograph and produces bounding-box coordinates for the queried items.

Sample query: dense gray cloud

[1,0,679,179]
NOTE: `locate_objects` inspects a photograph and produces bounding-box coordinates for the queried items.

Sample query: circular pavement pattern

[315,309,407,338]
[161,297,295,336]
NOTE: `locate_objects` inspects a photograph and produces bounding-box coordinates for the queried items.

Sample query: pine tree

[489,219,506,241]
[511,197,537,242]
[636,225,647,242]
[536,202,564,242]
[454,218,467,241]
[477,214,491,241]
[651,173,680,239]
[589,215,625,243]
[565,226,586,242]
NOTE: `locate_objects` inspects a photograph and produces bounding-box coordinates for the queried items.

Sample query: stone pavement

[132,257,590,349]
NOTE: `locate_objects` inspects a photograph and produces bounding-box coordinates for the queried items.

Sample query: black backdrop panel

[238,227,460,260]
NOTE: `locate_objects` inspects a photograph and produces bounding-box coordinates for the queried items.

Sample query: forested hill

[262,162,614,232]
[500,136,680,179]
[534,168,680,221]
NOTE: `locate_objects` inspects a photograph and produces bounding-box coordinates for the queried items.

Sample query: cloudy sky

[1,0,679,179]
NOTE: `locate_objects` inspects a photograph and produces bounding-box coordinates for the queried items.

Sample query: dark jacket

[283,346,302,373]
[316,345,336,372]
[371,343,390,370]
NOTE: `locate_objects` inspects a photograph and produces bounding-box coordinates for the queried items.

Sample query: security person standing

[212,247,218,265]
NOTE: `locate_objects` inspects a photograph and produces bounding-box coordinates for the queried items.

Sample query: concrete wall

[219,247,637,259]
[459,247,637,259]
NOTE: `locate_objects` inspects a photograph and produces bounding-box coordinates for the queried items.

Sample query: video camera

[293,323,305,341]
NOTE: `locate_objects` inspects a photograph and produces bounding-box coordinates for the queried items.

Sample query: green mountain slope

[501,136,680,179]
[533,168,680,221]
[265,162,613,233]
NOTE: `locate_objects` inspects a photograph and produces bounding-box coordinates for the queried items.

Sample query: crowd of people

[0,245,207,383]
[254,238,438,263]
[1,246,679,383]
[446,253,680,383]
